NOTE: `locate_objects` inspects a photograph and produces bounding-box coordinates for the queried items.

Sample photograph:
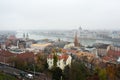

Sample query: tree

[35,53,48,72]
[106,64,116,80]
[92,73,100,80]
[63,65,70,80]
[69,62,90,80]
[53,52,58,67]
[52,67,62,80]
[116,65,120,79]
[99,68,107,80]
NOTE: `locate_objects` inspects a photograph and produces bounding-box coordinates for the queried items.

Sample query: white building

[64,43,74,49]
[85,47,98,58]
[1,44,6,50]
[47,53,72,70]
[111,31,120,39]
[117,57,120,63]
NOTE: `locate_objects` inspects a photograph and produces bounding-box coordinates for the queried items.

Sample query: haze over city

[0,0,120,30]
[1,0,120,80]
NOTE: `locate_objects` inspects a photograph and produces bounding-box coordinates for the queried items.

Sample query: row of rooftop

[0,31,120,70]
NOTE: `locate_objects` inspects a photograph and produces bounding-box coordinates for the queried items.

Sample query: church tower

[23,33,29,41]
[74,31,80,47]
[23,33,25,39]
[26,33,29,40]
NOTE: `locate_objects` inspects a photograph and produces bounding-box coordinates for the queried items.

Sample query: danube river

[16,30,115,46]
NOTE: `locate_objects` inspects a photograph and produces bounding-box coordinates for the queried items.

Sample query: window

[64,61,66,65]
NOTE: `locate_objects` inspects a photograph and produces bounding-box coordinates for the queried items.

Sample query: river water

[16,30,114,46]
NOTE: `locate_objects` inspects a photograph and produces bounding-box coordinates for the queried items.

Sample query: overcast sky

[0,0,120,30]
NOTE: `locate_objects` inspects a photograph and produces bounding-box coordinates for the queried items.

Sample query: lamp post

[2,51,6,72]
[33,64,35,77]
[4,54,5,64]
[33,52,36,77]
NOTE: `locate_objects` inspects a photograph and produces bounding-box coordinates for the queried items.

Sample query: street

[0,63,50,80]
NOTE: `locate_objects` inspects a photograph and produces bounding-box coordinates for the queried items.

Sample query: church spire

[26,33,29,40]
[23,33,29,40]
[74,31,80,47]
[23,33,25,39]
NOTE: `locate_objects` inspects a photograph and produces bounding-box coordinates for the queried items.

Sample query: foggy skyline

[0,0,120,30]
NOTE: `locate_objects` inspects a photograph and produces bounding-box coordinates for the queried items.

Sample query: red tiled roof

[102,56,116,63]
[48,54,69,61]
[102,56,111,61]
[108,50,120,57]
[76,52,95,57]
[8,35,16,40]
[58,54,69,61]
[0,50,35,63]
[0,50,16,57]
[17,52,34,60]
[48,54,53,59]
[0,50,16,63]
[61,49,67,53]
[62,49,77,54]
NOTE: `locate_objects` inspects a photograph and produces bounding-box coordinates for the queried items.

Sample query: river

[16,30,117,46]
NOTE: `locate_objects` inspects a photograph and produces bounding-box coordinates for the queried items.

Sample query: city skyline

[0,0,120,30]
